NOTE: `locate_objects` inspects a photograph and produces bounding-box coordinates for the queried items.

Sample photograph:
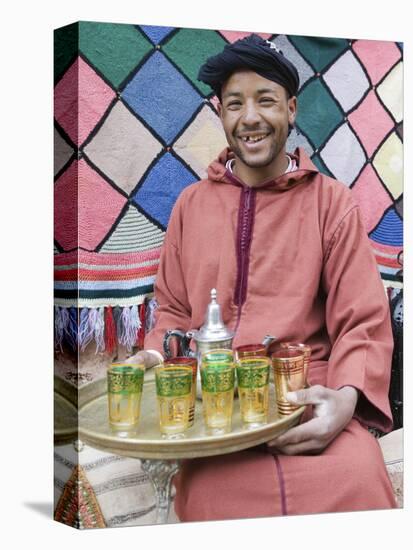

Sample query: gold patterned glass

[155,365,193,438]
[107,363,145,428]
[236,357,270,427]
[278,342,311,383]
[272,348,306,415]
[164,357,197,427]
[201,350,235,434]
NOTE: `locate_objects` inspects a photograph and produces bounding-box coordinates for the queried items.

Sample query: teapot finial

[192,288,234,343]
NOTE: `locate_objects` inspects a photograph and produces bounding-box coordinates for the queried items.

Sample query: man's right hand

[124,350,162,369]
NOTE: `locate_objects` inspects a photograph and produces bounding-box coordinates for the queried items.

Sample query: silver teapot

[163,288,234,362]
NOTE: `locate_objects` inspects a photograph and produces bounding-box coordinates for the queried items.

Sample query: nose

[241,100,260,125]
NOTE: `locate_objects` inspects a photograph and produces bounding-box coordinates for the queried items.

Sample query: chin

[242,154,277,168]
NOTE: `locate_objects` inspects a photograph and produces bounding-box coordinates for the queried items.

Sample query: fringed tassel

[55,306,69,351]
[137,302,146,349]
[145,297,159,332]
[57,304,145,353]
[119,305,141,352]
[65,307,78,351]
[88,309,99,352]
[114,306,123,343]
[79,307,94,351]
[105,306,117,355]
[94,307,105,353]
[54,306,62,350]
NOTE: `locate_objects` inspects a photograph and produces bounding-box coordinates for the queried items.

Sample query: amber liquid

[202,389,234,432]
[157,395,191,436]
[238,386,269,424]
[108,391,142,427]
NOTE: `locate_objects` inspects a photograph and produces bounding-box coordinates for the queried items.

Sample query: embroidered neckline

[225,154,297,176]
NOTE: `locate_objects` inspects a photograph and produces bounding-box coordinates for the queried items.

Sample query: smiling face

[218,69,297,185]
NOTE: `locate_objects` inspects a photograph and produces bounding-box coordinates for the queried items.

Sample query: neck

[232,151,289,187]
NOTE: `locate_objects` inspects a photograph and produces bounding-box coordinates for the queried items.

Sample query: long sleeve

[144,198,192,356]
[321,204,394,433]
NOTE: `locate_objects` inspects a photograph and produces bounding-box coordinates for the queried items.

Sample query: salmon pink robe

[144,147,397,520]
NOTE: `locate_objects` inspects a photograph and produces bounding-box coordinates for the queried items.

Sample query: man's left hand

[266,385,359,455]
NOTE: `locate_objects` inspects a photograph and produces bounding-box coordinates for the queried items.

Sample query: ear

[287,96,297,127]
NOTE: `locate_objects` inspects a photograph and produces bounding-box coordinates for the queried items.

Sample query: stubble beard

[231,134,283,168]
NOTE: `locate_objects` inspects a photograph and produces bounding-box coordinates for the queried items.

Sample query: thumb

[124,350,153,368]
[286,385,326,405]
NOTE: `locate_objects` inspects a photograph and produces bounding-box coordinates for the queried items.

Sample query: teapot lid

[193,289,234,343]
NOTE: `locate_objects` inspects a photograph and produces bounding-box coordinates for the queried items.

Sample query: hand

[266,385,359,455]
[124,350,161,369]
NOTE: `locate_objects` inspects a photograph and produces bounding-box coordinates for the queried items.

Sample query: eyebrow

[222,92,242,99]
[222,88,280,99]
[256,88,278,94]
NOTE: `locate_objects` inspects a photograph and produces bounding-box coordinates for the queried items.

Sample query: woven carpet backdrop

[54,21,403,353]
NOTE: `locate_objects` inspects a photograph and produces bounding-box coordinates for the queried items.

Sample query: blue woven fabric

[133,152,197,227]
[370,208,403,246]
[122,51,203,143]
[139,25,176,44]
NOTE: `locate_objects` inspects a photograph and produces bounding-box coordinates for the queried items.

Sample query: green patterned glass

[236,358,270,426]
[155,365,193,437]
[201,351,235,433]
[107,363,145,428]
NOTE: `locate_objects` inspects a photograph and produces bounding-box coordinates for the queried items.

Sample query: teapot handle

[262,334,277,349]
[163,329,193,358]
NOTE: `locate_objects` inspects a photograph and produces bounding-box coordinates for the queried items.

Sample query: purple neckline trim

[234,186,256,309]
[224,168,244,187]
[274,455,288,515]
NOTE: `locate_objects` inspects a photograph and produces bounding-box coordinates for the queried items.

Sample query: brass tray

[79,378,305,460]
[54,391,78,445]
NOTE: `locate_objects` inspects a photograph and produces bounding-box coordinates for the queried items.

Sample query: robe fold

[144,147,397,520]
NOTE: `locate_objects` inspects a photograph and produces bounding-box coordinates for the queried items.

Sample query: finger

[124,351,151,367]
[275,439,327,456]
[286,385,328,406]
[124,356,136,363]
[124,353,144,364]
[267,417,327,447]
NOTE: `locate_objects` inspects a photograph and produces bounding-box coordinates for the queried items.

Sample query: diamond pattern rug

[54,22,403,352]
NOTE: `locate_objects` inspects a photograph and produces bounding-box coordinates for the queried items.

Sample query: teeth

[242,134,267,143]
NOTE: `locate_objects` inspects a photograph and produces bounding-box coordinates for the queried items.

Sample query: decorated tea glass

[155,365,193,438]
[107,362,145,429]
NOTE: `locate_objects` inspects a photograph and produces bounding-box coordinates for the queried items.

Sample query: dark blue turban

[198,34,299,99]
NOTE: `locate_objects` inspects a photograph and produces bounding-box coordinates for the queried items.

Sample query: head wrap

[198,34,299,99]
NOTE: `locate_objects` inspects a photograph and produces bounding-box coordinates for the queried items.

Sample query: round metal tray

[54,392,78,445]
[79,378,304,459]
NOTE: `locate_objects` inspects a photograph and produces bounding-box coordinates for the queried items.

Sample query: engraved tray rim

[78,376,305,459]
[54,391,78,445]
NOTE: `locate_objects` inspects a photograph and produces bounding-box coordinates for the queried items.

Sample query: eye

[260,97,275,104]
[226,100,242,109]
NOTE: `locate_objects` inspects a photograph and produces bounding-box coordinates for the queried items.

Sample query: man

[132,35,397,520]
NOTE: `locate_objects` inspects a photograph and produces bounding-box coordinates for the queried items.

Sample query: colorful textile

[54,23,403,351]
[54,464,106,529]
